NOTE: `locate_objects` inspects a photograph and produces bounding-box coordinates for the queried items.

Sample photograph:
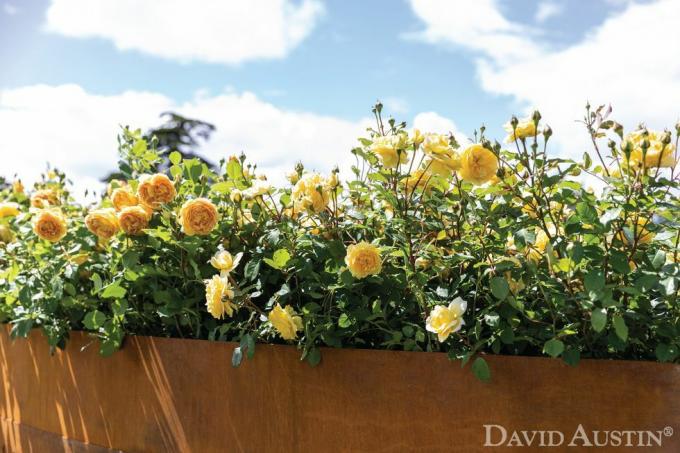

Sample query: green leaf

[169,151,182,165]
[231,346,243,367]
[338,313,352,328]
[543,338,564,358]
[655,343,679,362]
[584,269,605,293]
[591,308,607,332]
[101,282,126,299]
[111,299,128,317]
[562,348,580,366]
[264,249,291,270]
[306,348,321,367]
[612,314,628,341]
[83,310,106,330]
[211,181,231,194]
[471,357,491,383]
[490,277,510,300]
[652,250,666,270]
[244,257,261,281]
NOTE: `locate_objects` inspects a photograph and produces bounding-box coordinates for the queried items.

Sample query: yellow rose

[30,189,59,208]
[404,169,432,192]
[12,180,24,196]
[415,257,431,269]
[624,130,676,168]
[370,136,409,168]
[457,144,499,185]
[243,180,272,199]
[137,174,176,209]
[426,297,467,342]
[268,303,303,341]
[527,226,559,263]
[204,275,236,319]
[33,208,67,242]
[504,118,537,143]
[426,151,461,177]
[0,225,14,243]
[286,171,300,185]
[229,189,242,203]
[111,187,138,211]
[69,253,90,266]
[292,173,331,214]
[345,241,382,279]
[411,128,425,146]
[210,250,243,276]
[179,198,219,236]
[422,133,452,155]
[0,202,20,218]
[117,205,151,236]
[85,208,120,240]
[505,272,525,295]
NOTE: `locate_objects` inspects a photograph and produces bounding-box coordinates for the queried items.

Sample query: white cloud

[412,111,467,144]
[535,1,563,23]
[408,0,680,159]
[383,97,410,115]
[0,85,468,199]
[45,0,324,65]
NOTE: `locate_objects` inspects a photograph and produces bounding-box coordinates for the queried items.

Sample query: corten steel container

[0,328,678,453]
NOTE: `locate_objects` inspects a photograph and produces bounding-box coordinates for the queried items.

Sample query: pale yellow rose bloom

[137,174,176,209]
[204,275,236,319]
[504,118,537,143]
[179,198,219,236]
[370,136,409,168]
[426,150,461,176]
[111,187,138,211]
[0,202,20,218]
[292,173,331,214]
[404,169,433,192]
[33,208,67,242]
[268,303,303,340]
[85,208,120,240]
[117,205,151,236]
[345,241,382,279]
[243,180,272,199]
[457,144,499,185]
[505,272,525,295]
[286,171,300,185]
[411,128,425,146]
[422,133,452,155]
[210,250,243,276]
[30,189,59,208]
[616,218,654,245]
[426,297,467,342]
[625,130,676,168]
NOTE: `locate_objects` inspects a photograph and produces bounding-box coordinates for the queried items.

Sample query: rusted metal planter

[0,328,678,452]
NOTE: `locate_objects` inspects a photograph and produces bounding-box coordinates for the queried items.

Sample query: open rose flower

[345,241,382,279]
[30,189,59,208]
[111,187,138,211]
[370,136,409,168]
[179,198,219,236]
[117,205,151,236]
[33,208,67,242]
[268,303,303,340]
[0,202,20,218]
[137,174,176,209]
[85,208,120,240]
[504,117,538,143]
[210,250,243,276]
[204,275,236,319]
[458,144,499,185]
[426,298,467,342]
[292,173,331,214]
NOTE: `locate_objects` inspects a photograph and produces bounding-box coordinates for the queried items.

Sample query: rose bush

[1,104,679,380]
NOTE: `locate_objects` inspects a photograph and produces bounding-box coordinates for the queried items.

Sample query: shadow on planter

[0,328,678,452]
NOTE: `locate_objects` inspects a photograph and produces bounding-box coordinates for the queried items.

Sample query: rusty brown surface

[0,328,678,453]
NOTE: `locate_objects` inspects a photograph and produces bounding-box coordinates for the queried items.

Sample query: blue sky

[1,0,677,193]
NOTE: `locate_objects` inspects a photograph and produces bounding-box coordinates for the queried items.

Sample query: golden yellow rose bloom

[30,189,59,208]
[111,187,138,211]
[137,174,176,209]
[624,130,676,169]
[422,133,451,155]
[12,180,24,196]
[426,151,461,177]
[85,208,120,240]
[370,136,409,168]
[210,250,243,275]
[204,275,236,319]
[404,169,432,192]
[457,144,499,185]
[504,118,537,143]
[426,298,467,342]
[179,198,219,236]
[292,173,331,213]
[617,218,654,245]
[268,303,303,340]
[118,206,151,236]
[0,202,20,218]
[33,208,67,242]
[345,241,382,279]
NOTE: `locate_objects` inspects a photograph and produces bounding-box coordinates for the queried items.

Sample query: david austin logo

[484,424,674,448]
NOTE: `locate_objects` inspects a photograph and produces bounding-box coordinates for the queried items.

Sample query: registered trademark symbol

[663,427,673,437]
